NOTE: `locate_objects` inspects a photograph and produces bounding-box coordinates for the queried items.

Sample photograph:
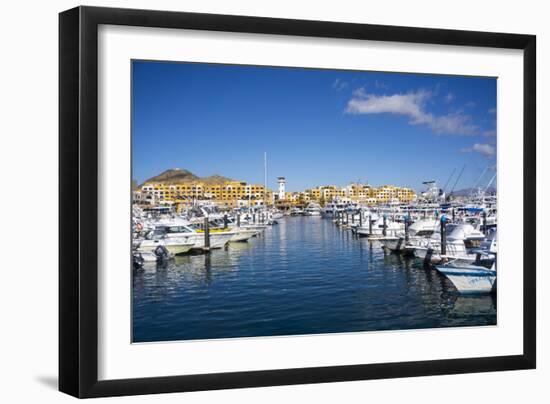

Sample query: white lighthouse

[278,177,286,200]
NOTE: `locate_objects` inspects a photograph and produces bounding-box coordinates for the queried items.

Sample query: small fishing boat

[290,207,305,216]
[133,245,174,268]
[136,229,196,255]
[436,260,496,294]
[356,216,402,239]
[151,218,236,251]
[409,223,484,264]
[304,203,322,216]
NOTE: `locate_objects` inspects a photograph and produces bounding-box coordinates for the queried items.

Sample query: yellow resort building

[135,178,416,210]
[138,180,273,209]
[372,185,416,203]
[302,184,415,205]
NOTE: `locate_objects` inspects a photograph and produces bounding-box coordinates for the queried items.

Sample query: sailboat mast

[264,152,267,208]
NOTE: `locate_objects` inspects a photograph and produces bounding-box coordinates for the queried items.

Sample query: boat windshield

[147,228,167,240]
[164,225,193,234]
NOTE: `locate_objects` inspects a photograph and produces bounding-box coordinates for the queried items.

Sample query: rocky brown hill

[142,168,233,185]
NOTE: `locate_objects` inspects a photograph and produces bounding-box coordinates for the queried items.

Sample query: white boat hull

[189,232,235,249]
[164,244,193,255]
[138,240,193,255]
[436,265,496,293]
[381,237,406,251]
[229,229,258,242]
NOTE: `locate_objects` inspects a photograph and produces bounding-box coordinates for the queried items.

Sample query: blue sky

[132,60,496,192]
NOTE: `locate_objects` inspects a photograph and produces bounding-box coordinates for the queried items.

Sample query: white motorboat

[356,216,402,238]
[290,207,305,216]
[322,201,344,217]
[436,260,496,293]
[152,218,236,250]
[304,203,322,216]
[380,218,438,252]
[270,210,284,220]
[136,228,195,255]
[409,223,487,263]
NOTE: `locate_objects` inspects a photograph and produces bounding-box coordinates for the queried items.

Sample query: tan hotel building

[139,181,273,208]
[136,180,416,208]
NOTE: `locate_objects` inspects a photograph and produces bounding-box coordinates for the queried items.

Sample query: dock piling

[440,215,447,256]
[204,217,210,250]
[369,215,372,235]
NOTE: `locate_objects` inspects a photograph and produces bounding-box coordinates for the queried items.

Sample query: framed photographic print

[59,6,536,398]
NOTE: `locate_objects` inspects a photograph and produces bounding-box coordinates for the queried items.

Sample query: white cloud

[444,93,455,103]
[352,87,367,97]
[332,78,348,91]
[429,113,478,135]
[461,143,496,158]
[345,89,478,135]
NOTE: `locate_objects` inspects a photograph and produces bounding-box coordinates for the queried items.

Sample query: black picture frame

[59,5,536,398]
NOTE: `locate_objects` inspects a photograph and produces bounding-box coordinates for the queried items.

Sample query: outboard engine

[133,253,144,270]
[154,245,170,262]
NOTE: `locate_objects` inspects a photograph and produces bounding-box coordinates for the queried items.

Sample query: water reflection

[133,217,496,342]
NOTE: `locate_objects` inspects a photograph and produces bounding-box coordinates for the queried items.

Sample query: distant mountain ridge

[141,168,233,185]
[450,187,497,196]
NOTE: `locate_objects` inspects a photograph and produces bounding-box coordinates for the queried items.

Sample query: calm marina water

[132,216,496,343]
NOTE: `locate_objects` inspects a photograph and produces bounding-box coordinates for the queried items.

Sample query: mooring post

[236,212,241,227]
[482,211,487,235]
[452,208,456,223]
[359,211,363,227]
[223,214,228,229]
[204,216,210,250]
[369,215,372,235]
[383,214,387,236]
[405,215,410,243]
[440,215,447,256]
[253,212,256,223]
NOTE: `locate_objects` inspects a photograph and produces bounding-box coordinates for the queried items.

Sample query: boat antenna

[469,166,488,198]
[264,151,267,209]
[442,168,456,194]
[484,172,497,194]
[449,164,466,196]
